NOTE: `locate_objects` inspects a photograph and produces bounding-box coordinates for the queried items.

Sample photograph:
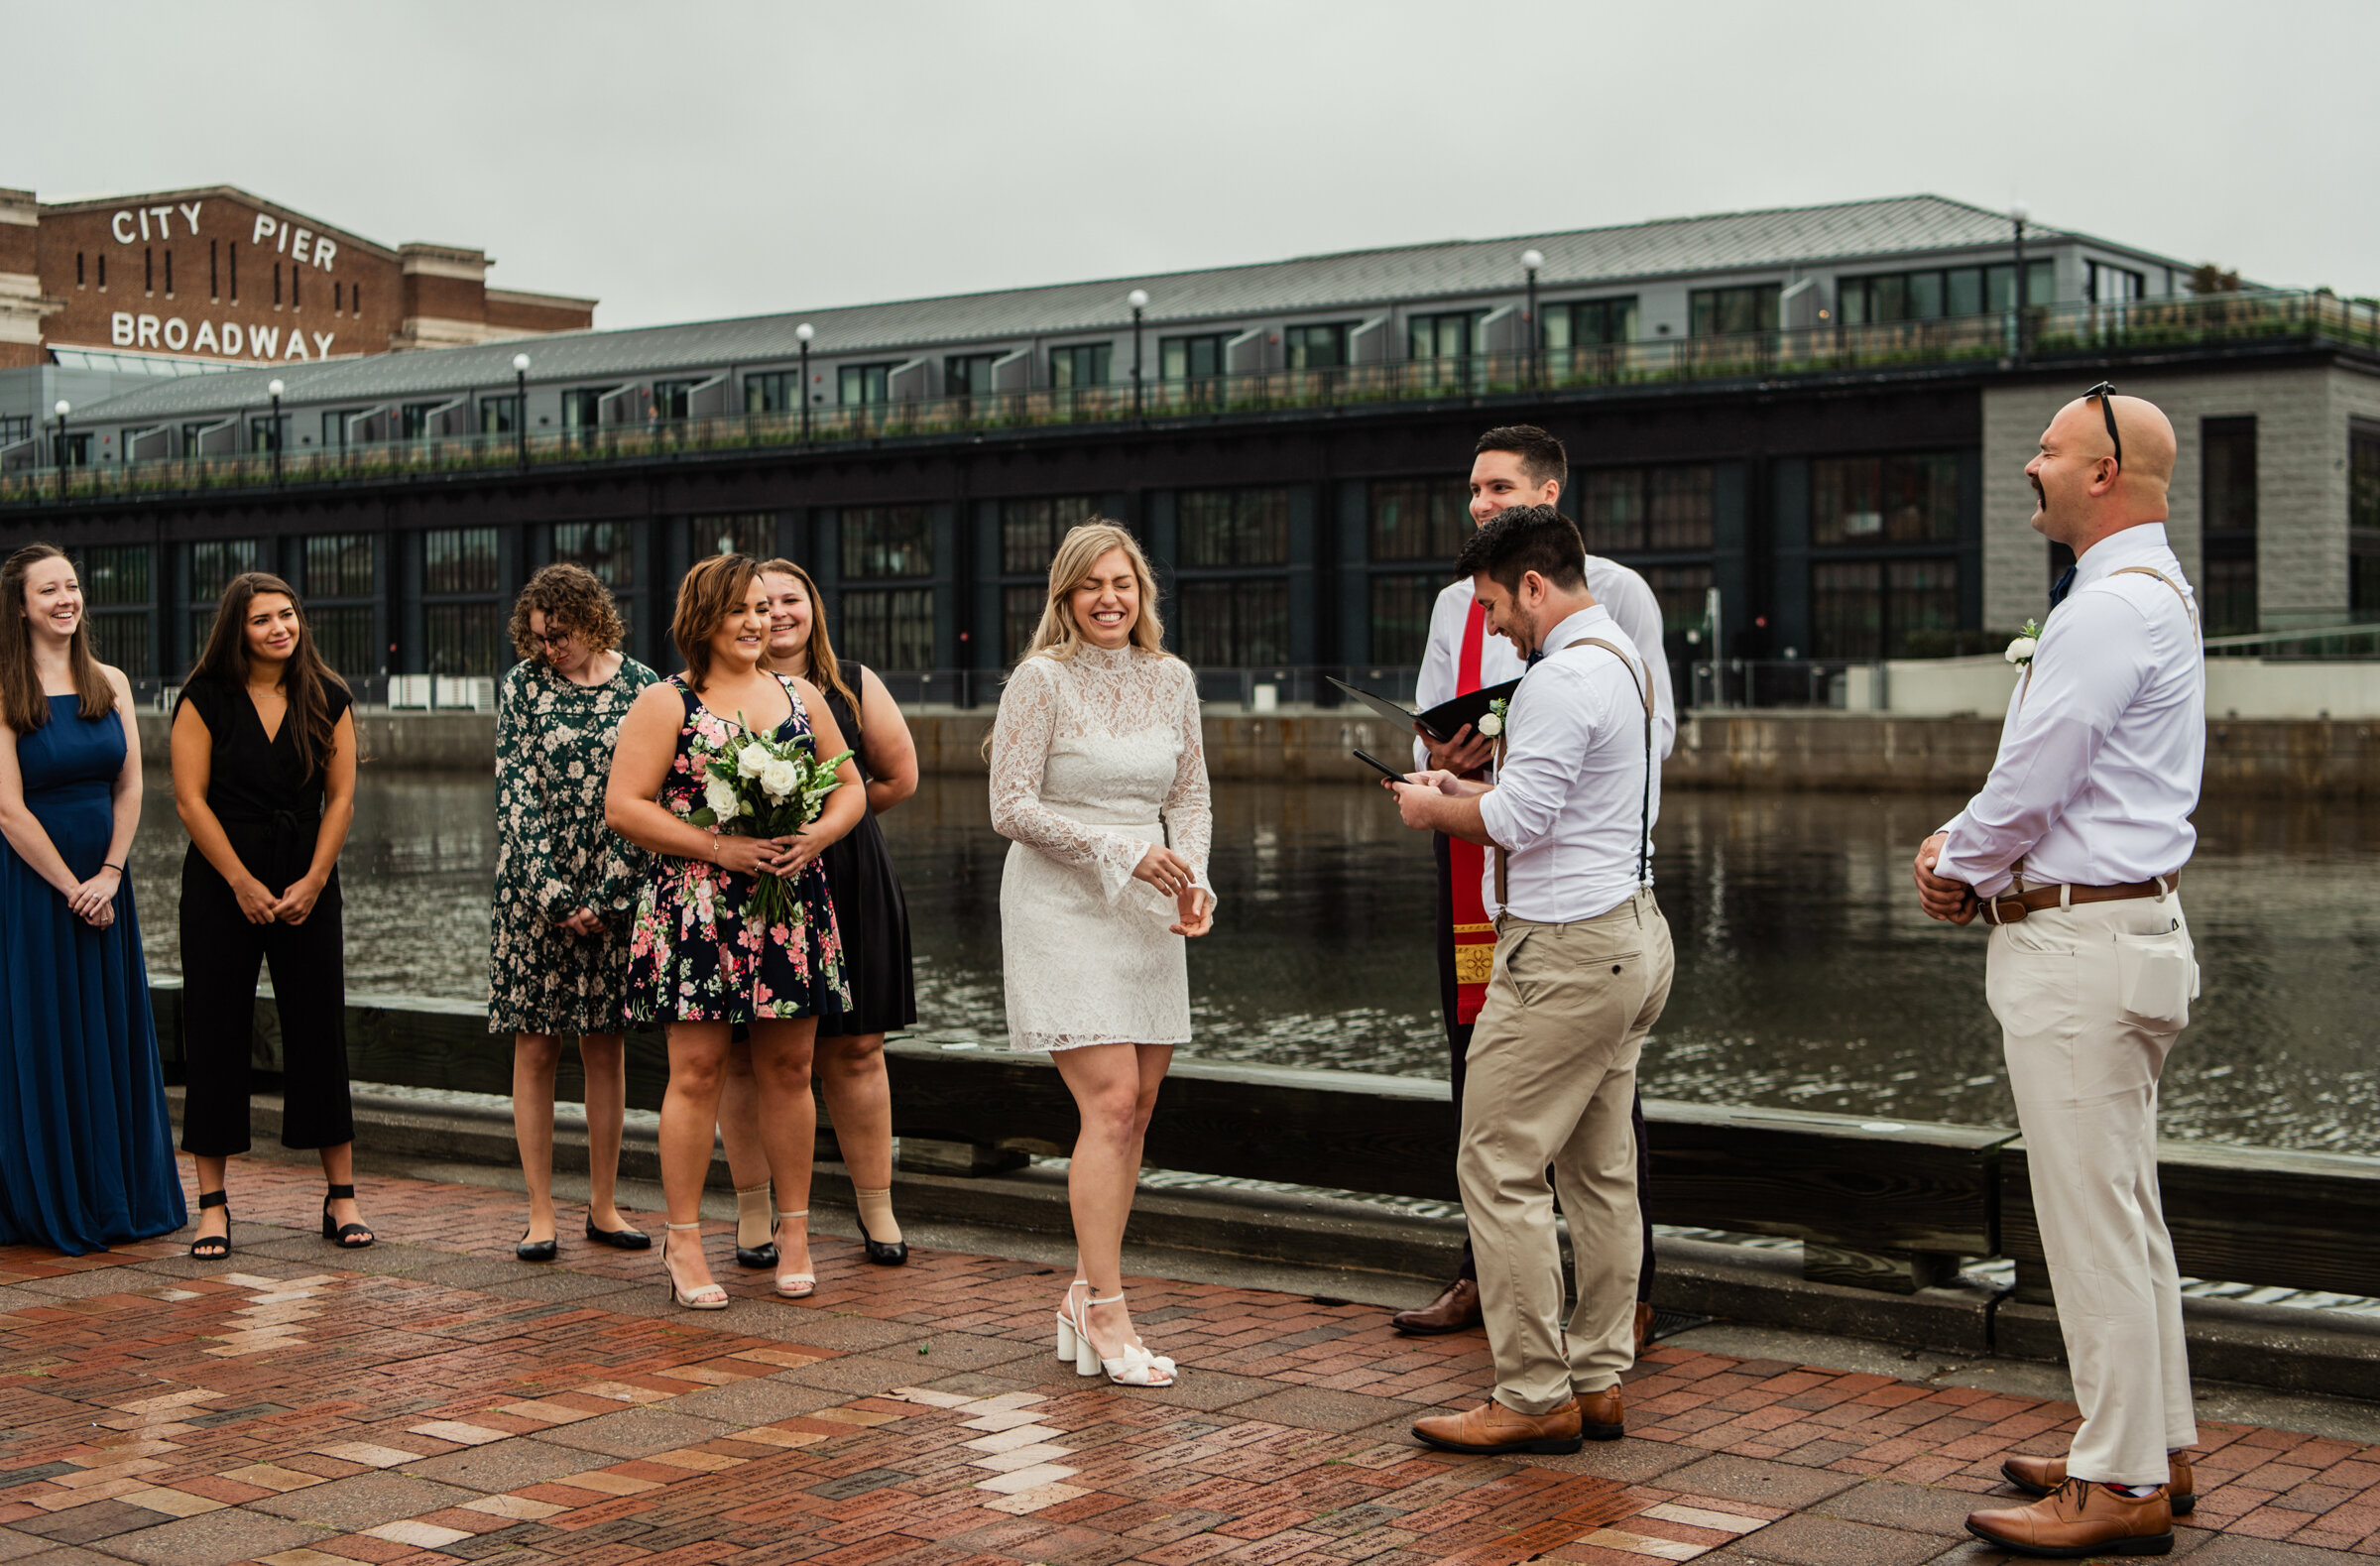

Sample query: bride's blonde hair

[1020,521,1169,663]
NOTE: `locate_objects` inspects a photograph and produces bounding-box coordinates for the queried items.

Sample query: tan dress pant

[1989,892,2200,1487]
[1459,889,1674,1416]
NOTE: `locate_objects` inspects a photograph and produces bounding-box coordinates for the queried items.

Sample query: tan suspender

[1490,637,1655,908]
[2018,563,2201,709]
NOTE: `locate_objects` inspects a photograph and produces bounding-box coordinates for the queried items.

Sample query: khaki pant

[1459,889,1674,1416]
[1989,892,2200,1486]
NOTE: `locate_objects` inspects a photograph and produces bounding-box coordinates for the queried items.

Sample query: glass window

[2202,419,2257,536]
[1160,334,1227,381]
[1947,268,1984,316]
[1810,560,1963,658]
[425,602,502,675]
[423,528,501,595]
[310,606,376,679]
[190,540,259,604]
[838,364,893,405]
[745,370,801,414]
[2088,263,2146,303]
[1178,489,1289,568]
[1542,298,1637,349]
[553,523,633,588]
[81,544,150,607]
[87,614,150,676]
[1368,479,1468,561]
[2351,425,2380,535]
[1579,467,1714,552]
[1812,561,1882,659]
[248,415,290,452]
[1984,260,2057,312]
[652,379,702,420]
[1177,580,1288,666]
[841,507,934,579]
[2201,556,2257,638]
[400,402,446,439]
[303,535,375,599]
[1001,496,1099,575]
[945,353,1001,397]
[1283,323,1350,370]
[1648,468,1717,550]
[560,389,605,430]
[1003,582,1046,663]
[1812,455,1961,545]
[1885,559,1960,655]
[1640,564,1715,636]
[1689,285,1780,336]
[694,515,774,558]
[1407,311,1479,361]
[1368,574,1441,664]
[1049,344,1111,387]
[479,395,521,434]
[839,587,934,671]
[1907,271,1945,318]
[1579,470,1644,553]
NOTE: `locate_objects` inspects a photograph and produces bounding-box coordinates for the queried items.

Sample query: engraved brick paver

[3,1158,2377,1564]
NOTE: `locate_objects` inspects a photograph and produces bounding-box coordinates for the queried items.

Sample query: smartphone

[1351,748,1407,783]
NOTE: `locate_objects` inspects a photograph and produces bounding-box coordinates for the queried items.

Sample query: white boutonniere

[1477,697,1509,739]
[2004,618,2041,667]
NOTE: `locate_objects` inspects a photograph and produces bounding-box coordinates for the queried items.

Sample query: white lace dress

[989,645,1215,1052]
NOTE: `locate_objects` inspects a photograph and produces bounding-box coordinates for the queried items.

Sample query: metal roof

[66,194,2153,425]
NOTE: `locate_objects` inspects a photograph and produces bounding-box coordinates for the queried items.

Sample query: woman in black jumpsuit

[172,571,369,1259]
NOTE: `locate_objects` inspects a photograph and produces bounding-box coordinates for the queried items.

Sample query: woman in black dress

[718,558,919,1269]
[172,571,369,1259]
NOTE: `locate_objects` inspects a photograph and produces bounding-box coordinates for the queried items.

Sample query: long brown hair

[756,558,861,727]
[1,543,115,733]
[671,552,762,692]
[186,571,348,778]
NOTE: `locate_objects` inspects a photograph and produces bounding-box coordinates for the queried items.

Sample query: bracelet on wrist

[102,862,124,874]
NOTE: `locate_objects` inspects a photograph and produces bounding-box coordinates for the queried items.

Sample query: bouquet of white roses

[687,715,853,927]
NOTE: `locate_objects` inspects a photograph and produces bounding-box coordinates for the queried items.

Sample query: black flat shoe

[321,1183,374,1249]
[518,1229,558,1263]
[189,1188,231,1261]
[734,1239,778,1269]
[584,1218,651,1251]
[856,1214,908,1267]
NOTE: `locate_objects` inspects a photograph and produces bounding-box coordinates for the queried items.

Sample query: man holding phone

[1392,424,1674,1342]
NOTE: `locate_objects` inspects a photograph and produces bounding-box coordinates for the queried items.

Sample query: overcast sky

[10,0,2375,331]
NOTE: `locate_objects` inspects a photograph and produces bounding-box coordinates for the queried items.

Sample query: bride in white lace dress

[990,521,1214,1388]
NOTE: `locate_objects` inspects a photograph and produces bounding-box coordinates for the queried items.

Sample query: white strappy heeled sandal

[1076,1291,1178,1386]
[774,1209,815,1299]
[1054,1277,1091,1364]
[662,1222,730,1310]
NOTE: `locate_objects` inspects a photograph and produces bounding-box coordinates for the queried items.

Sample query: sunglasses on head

[2084,381,2122,469]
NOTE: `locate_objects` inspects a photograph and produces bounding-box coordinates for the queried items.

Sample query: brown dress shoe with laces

[1577,1384,1624,1441]
[1412,1396,1584,1455]
[1966,1478,2174,1557]
[1390,1276,1483,1336]
[2003,1452,2195,1514]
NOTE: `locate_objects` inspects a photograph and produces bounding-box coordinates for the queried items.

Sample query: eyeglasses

[2084,381,2122,470]
[533,627,574,649]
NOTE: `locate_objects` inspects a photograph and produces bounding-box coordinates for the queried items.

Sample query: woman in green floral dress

[490,563,659,1262]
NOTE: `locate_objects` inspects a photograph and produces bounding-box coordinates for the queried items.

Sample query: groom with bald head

[1917,387,2204,1558]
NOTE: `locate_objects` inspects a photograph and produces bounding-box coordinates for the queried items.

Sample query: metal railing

[8,290,2375,506]
[2202,623,2380,659]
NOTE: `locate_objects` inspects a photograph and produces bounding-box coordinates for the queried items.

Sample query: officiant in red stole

[1393,425,1675,1341]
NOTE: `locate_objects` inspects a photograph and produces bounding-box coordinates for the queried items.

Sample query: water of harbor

[130,771,2380,1156]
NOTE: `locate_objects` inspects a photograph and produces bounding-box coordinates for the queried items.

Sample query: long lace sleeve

[988,658,1150,902]
[1159,663,1214,892]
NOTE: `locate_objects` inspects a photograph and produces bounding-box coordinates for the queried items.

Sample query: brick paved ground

[4,1160,2377,1565]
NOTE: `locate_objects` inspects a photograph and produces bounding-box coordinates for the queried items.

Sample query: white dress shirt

[1475,605,1661,923]
[1935,523,2204,898]
[1412,557,1677,770]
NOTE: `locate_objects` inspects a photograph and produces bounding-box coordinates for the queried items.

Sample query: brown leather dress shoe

[2003,1452,2195,1514]
[1412,1396,1584,1456]
[1966,1478,2174,1557]
[1577,1385,1624,1441]
[1391,1276,1483,1336]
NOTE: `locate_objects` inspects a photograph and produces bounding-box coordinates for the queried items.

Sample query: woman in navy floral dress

[606,554,863,1310]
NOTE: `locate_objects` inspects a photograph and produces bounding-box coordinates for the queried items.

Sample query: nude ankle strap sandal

[774,1210,814,1299]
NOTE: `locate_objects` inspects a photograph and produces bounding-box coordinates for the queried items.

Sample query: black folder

[1326,675,1523,743]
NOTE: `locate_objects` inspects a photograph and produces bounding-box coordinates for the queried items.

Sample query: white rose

[759,758,800,799]
[2004,636,2038,665]
[703,777,741,818]
[1477,711,1504,738]
[736,745,770,778]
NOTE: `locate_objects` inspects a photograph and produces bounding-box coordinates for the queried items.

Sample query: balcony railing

[6,290,2376,506]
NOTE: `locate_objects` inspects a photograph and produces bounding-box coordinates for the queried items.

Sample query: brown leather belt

[1979,869,2183,925]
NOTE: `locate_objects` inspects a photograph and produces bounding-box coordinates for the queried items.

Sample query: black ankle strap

[197,1189,227,1209]
[324,1184,355,1200]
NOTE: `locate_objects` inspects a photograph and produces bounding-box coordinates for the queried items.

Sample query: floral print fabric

[623,675,850,1024]
[489,655,660,1034]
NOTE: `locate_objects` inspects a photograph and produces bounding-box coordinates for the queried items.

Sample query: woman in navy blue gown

[0,543,184,1255]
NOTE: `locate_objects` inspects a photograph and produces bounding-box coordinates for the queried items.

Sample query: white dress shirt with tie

[1934,523,2204,898]
[1475,605,1660,924]
[1411,558,1677,770]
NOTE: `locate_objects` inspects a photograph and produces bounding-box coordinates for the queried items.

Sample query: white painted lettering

[111,211,136,244]
[111,312,134,346]
[137,207,151,240]
[284,332,307,360]
[194,320,220,353]
[311,238,336,271]
[150,206,175,237]
[164,317,188,350]
[275,221,290,254]
[178,201,202,235]
[220,322,243,355]
[292,228,312,264]
[253,212,278,246]
[136,314,161,348]
[311,331,334,356]
[249,324,280,357]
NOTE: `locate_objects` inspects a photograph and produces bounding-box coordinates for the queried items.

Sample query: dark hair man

[1916,389,2200,1557]
[1387,505,1671,1455]
[1391,423,1674,1343]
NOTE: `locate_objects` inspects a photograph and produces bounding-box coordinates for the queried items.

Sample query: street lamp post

[268,378,285,486]
[512,352,531,469]
[1520,249,1544,389]
[795,322,815,441]
[1127,289,1148,417]
[52,400,68,501]
[2009,202,2030,366]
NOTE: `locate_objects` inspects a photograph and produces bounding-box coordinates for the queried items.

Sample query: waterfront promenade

[4,1161,2376,1566]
